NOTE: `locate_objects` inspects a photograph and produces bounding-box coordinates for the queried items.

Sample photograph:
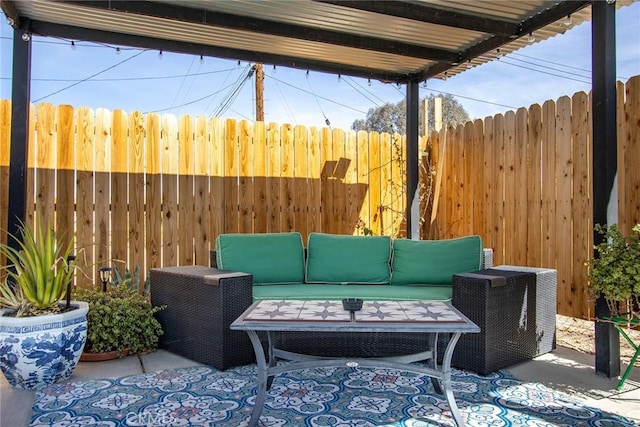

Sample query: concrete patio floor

[1,346,639,426]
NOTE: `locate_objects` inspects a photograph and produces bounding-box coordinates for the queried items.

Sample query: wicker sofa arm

[150,266,255,370]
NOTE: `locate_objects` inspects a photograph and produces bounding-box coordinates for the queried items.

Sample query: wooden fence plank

[541,100,557,270]
[503,111,517,263]
[145,113,162,270]
[178,115,194,265]
[161,115,178,266]
[209,118,225,241]
[281,123,295,232]
[111,110,129,266]
[94,108,111,267]
[514,108,528,266]
[266,122,281,232]
[471,119,484,237]
[344,130,358,235]
[332,128,347,234]
[128,111,145,277]
[482,118,494,248]
[572,91,591,319]
[379,132,392,236]
[55,105,75,248]
[320,127,333,233]
[0,100,9,243]
[238,120,254,233]
[75,106,95,288]
[527,103,543,267]
[555,96,573,316]
[390,134,405,237]
[35,104,56,227]
[356,130,370,236]
[462,122,474,236]
[368,131,382,235]
[622,77,640,229]
[193,116,210,265]
[224,119,238,233]
[492,114,505,264]
[253,121,267,233]
[307,127,322,236]
[294,125,309,237]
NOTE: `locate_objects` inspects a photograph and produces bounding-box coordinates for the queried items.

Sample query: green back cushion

[391,236,482,285]
[305,233,391,284]
[216,233,305,284]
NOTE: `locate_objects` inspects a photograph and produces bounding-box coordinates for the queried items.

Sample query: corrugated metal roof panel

[9,0,633,82]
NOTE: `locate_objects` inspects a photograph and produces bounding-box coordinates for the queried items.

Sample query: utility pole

[255,63,264,121]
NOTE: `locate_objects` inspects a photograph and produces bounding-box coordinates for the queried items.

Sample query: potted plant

[72,265,164,361]
[586,223,640,322]
[0,219,88,389]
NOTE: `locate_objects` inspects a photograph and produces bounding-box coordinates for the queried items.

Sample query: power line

[265,74,367,115]
[144,80,239,113]
[33,49,148,102]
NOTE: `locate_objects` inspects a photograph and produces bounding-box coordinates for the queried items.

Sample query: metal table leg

[441,332,465,426]
[246,330,267,427]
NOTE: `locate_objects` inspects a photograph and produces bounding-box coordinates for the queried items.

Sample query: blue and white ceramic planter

[0,301,88,389]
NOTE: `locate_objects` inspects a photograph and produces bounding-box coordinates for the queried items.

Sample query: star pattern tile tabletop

[356,301,466,323]
[244,300,464,323]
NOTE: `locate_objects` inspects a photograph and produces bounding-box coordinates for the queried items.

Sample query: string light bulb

[158,50,163,59]
[496,48,502,59]
[272,64,276,74]
[367,78,372,87]
[306,70,310,79]
[466,59,472,69]
[337,74,341,82]
[564,14,572,26]
[115,47,121,55]
[528,32,535,43]
[200,54,204,64]
[71,41,76,51]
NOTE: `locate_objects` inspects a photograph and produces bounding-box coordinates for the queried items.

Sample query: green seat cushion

[215,233,305,284]
[305,233,392,284]
[252,284,451,301]
[391,236,483,286]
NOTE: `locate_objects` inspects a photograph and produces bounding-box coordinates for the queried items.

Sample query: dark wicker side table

[150,266,255,370]
[451,267,557,375]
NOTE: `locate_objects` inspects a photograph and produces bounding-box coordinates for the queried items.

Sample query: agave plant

[0,219,76,316]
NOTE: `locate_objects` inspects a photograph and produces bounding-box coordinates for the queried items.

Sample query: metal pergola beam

[7,24,31,250]
[316,0,519,36]
[58,0,459,63]
[27,20,407,83]
[592,0,620,379]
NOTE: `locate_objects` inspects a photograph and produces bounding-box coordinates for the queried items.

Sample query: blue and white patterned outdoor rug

[31,364,637,426]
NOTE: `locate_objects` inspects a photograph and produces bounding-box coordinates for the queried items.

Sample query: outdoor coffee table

[230,299,480,426]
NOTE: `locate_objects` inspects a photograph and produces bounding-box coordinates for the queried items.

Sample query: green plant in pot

[72,264,165,360]
[586,223,640,322]
[0,219,88,389]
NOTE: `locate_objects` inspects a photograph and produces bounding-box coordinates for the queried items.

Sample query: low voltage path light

[99,266,111,293]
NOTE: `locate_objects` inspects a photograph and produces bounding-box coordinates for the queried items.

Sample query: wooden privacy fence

[431,75,640,319]
[1,75,638,319]
[0,100,413,289]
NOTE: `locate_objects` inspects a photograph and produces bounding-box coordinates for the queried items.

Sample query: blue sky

[1,3,638,131]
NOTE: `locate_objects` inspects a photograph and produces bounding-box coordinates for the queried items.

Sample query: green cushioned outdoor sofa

[211,232,490,302]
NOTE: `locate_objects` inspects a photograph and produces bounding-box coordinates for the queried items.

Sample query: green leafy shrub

[72,265,165,355]
[586,223,640,320]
